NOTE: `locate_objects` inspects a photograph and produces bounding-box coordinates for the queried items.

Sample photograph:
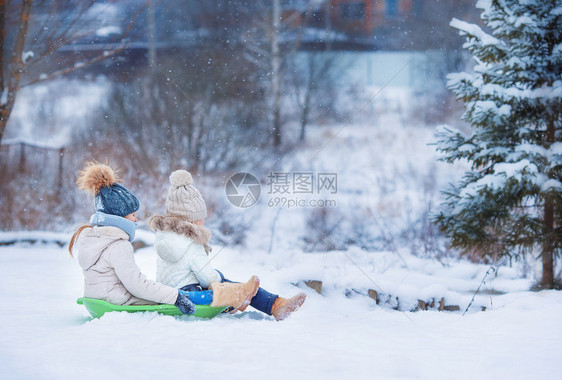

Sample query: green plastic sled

[77,297,225,319]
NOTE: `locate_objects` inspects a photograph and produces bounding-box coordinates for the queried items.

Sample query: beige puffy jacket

[76,226,178,306]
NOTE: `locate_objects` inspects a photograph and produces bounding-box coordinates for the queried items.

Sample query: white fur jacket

[148,215,221,289]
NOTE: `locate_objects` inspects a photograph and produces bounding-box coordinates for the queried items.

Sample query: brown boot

[229,299,250,314]
[231,289,257,313]
[271,292,306,321]
[209,276,260,310]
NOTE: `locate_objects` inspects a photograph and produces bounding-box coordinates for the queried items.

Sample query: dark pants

[181,271,278,315]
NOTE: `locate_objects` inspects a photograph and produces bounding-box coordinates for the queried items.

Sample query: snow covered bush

[435,0,562,288]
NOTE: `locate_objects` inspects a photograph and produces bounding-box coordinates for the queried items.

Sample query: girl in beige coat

[69,162,258,314]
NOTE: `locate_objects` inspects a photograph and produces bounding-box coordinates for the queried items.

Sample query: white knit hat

[166,170,207,222]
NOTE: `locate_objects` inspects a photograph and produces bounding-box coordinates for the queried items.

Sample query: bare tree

[0,0,146,145]
[240,1,310,148]
[289,51,347,142]
[0,0,33,145]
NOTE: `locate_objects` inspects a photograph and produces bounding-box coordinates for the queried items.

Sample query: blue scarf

[89,212,137,242]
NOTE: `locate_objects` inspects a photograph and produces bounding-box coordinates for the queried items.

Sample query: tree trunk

[0,1,4,94]
[299,60,313,142]
[0,0,5,146]
[299,98,310,142]
[147,0,157,70]
[541,198,554,289]
[0,0,33,145]
[540,111,556,289]
[271,0,282,147]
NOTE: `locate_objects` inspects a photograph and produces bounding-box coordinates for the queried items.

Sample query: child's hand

[175,291,196,315]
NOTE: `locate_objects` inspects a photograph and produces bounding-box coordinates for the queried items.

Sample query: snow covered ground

[2,60,560,379]
[0,242,560,380]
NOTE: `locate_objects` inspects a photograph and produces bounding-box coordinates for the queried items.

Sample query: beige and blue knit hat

[166,170,207,222]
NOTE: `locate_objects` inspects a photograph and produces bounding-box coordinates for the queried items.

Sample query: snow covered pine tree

[435,0,562,289]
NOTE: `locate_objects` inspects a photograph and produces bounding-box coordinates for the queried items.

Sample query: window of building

[340,2,365,20]
[386,0,398,17]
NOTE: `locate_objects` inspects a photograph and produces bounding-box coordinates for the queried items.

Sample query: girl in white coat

[69,163,257,314]
[149,170,306,321]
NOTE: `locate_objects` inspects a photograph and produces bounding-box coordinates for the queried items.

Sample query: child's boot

[209,276,260,310]
[271,292,307,321]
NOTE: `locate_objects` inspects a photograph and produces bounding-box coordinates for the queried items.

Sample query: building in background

[286,0,480,49]
[329,0,415,36]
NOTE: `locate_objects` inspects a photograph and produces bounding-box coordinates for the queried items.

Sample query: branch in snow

[450,18,502,47]
[22,51,34,63]
[541,179,562,192]
[475,0,491,11]
[552,6,562,16]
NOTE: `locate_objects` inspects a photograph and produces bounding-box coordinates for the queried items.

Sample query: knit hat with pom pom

[166,170,207,222]
[77,162,139,217]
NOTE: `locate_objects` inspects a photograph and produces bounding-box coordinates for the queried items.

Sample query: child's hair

[68,225,92,257]
[69,162,109,257]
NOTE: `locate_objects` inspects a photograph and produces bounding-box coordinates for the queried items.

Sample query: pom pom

[77,162,119,195]
[170,170,193,188]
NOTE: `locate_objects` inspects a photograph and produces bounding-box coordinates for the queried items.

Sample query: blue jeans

[216,270,279,315]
